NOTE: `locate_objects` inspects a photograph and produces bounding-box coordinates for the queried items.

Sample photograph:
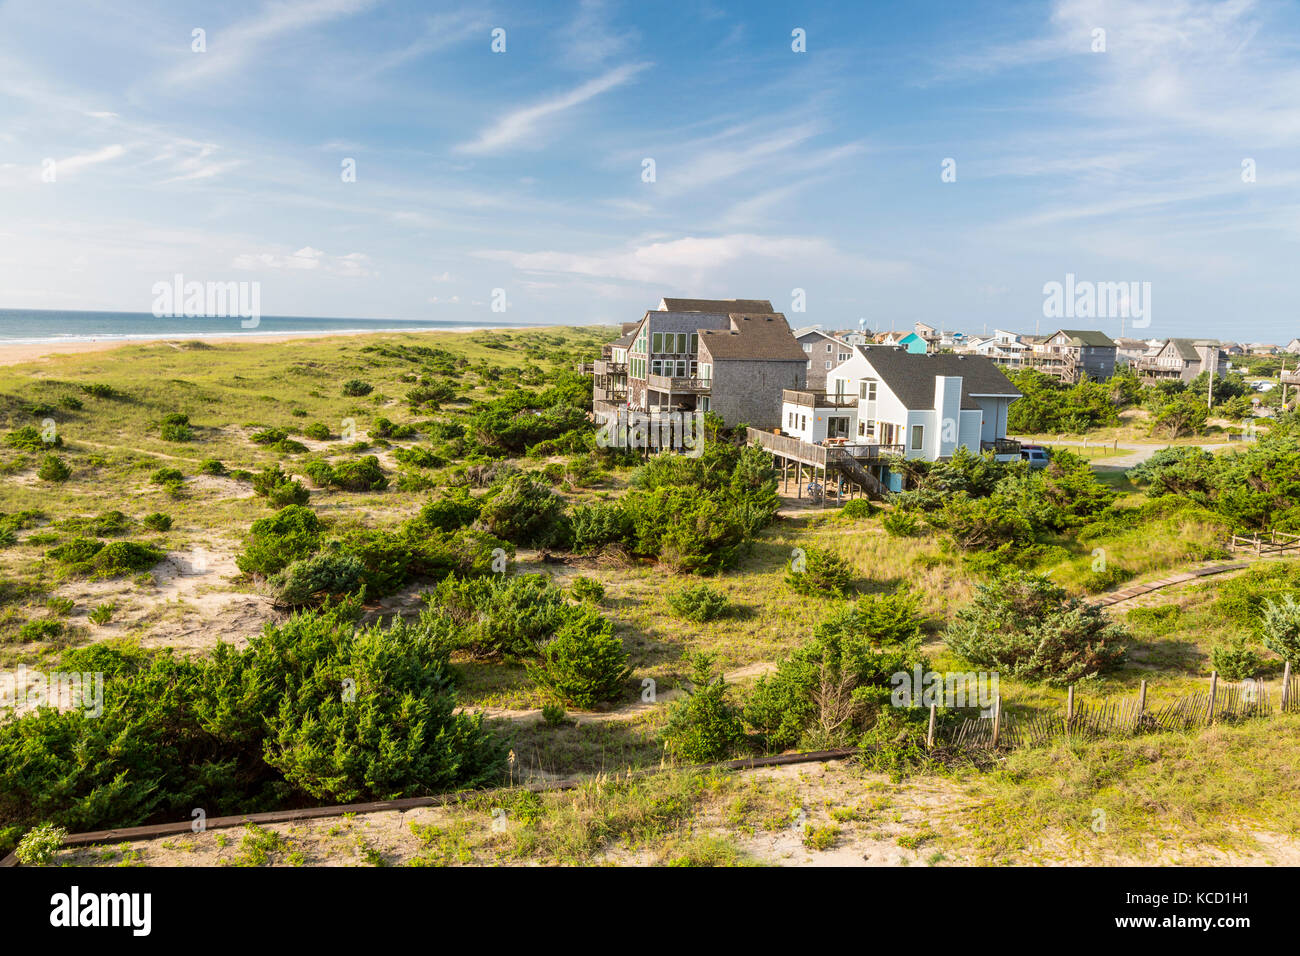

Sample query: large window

[911,425,924,451]
[652,332,662,353]
[860,380,877,401]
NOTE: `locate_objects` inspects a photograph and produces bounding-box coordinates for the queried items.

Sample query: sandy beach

[0,327,511,367]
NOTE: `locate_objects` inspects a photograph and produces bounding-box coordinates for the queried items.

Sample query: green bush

[412,491,481,532]
[151,467,184,485]
[341,379,373,397]
[199,458,226,476]
[252,463,310,506]
[142,512,172,532]
[250,427,289,445]
[18,619,63,641]
[37,455,71,483]
[745,596,926,751]
[569,575,605,604]
[882,509,921,537]
[1211,638,1266,681]
[569,501,633,553]
[4,425,61,451]
[428,572,570,658]
[15,823,66,866]
[47,537,164,579]
[393,446,445,469]
[944,571,1128,685]
[0,601,504,838]
[329,456,388,492]
[661,654,748,763]
[270,552,366,606]
[88,603,117,626]
[838,499,877,519]
[159,413,194,442]
[236,505,323,577]
[785,546,854,597]
[666,583,731,622]
[1260,594,1300,664]
[527,606,630,708]
[303,422,332,441]
[476,474,570,548]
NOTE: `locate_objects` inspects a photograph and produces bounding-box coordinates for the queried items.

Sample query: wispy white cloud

[456,62,650,155]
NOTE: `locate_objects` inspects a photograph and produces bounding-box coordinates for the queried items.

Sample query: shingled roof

[698,313,806,362]
[1055,329,1118,348]
[660,297,774,314]
[857,347,1021,411]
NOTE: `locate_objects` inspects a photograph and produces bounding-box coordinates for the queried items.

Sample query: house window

[858,422,866,437]
[652,332,662,353]
[859,381,877,401]
[689,333,698,354]
[801,415,807,430]
[650,360,662,376]
[824,361,832,369]
[911,425,924,451]
[699,396,710,411]
[839,353,851,362]
[826,343,833,353]
[865,420,875,438]
[806,360,812,369]
[803,343,812,352]
[699,363,712,380]
[678,333,689,353]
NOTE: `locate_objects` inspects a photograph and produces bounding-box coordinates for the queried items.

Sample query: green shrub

[142,512,172,532]
[541,703,569,727]
[569,575,605,604]
[476,475,570,548]
[199,458,226,476]
[250,427,289,445]
[1260,594,1300,664]
[428,573,570,659]
[5,426,61,451]
[37,455,71,483]
[341,379,373,397]
[18,619,63,641]
[47,537,163,579]
[745,597,926,751]
[1211,638,1265,681]
[569,501,633,553]
[785,546,854,597]
[838,499,877,519]
[944,571,1128,685]
[882,509,921,537]
[393,446,445,469]
[45,597,75,616]
[88,603,117,626]
[159,413,194,442]
[15,823,66,866]
[527,606,630,708]
[252,464,310,506]
[661,654,748,763]
[270,552,366,606]
[0,600,504,837]
[412,492,481,532]
[303,422,332,441]
[329,456,388,492]
[237,505,323,577]
[151,467,184,485]
[666,583,731,622]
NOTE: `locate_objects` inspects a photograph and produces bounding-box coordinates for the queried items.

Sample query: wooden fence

[937,664,1299,752]
[1229,530,1300,557]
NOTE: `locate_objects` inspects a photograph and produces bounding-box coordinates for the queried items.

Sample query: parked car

[1020,444,1050,469]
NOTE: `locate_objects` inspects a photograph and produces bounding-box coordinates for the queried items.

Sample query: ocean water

[0,309,541,344]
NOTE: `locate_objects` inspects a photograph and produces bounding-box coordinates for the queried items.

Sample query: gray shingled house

[612,297,807,429]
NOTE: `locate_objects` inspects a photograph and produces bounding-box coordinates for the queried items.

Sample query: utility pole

[1206,344,1218,410]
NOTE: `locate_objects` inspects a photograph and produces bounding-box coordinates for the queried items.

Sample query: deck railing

[782,388,857,408]
[646,374,711,393]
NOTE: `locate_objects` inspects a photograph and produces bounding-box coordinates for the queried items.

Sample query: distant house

[793,327,855,392]
[1113,337,1152,367]
[819,347,1022,462]
[963,334,1028,368]
[1025,329,1118,381]
[1286,338,1300,355]
[613,297,807,430]
[1135,339,1228,383]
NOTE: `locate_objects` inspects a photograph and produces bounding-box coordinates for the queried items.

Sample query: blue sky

[2,0,1299,342]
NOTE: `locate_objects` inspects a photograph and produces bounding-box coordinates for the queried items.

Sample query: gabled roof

[612,328,637,349]
[660,297,773,314]
[793,326,844,343]
[1164,338,1220,362]
[854,347,1021,411]
[698,312,806,362]
[1054,329,1117,348]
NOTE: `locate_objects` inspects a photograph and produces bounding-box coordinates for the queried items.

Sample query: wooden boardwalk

[1091,561,1250,607]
